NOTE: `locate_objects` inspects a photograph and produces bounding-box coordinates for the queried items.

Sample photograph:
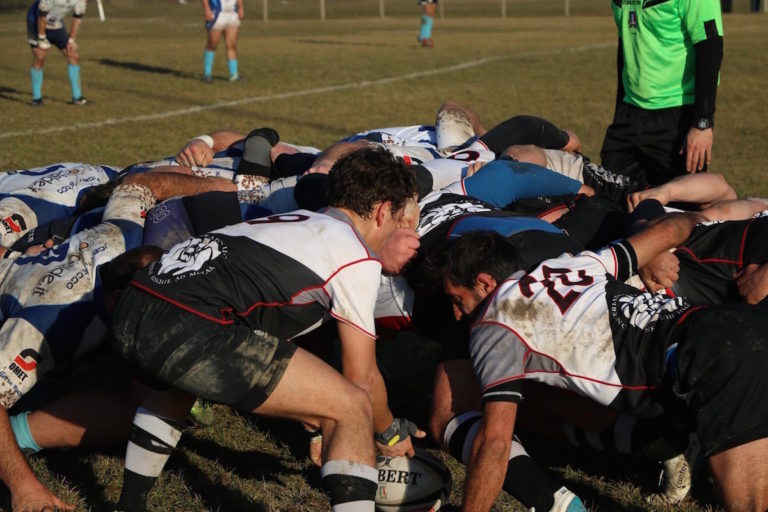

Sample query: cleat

[645,433,702,506]
[529,487,586,512]
[31,98,43,107]
[229,73,240,82]
[420,38,434,48]
[69,96,88,105]
[187,399,215,426]
[201,74,213,83]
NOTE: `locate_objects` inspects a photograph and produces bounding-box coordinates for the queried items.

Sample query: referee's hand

[681,127,713,173]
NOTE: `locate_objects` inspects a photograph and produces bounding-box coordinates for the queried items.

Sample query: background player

[417,0,436,48]
[202,0,244,82]
[26,0,88,106]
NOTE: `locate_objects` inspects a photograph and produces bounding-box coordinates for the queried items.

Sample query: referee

[600,0,724,187]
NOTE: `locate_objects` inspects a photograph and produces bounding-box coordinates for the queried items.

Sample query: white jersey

[0,184,154,409]
[420,140,496,190]
[37,0,86,30]
[471,242,691,416]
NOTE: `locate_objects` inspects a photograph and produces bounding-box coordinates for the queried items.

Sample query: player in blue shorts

[26,0,88,106]
[202,0,245,82]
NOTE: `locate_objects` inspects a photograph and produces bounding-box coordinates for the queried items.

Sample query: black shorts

[553,195,629,250]
[27,22,69,50]
[673,305,768,456]
[600,102,695,187]
[673,217,768,305]
[112,286,297,411]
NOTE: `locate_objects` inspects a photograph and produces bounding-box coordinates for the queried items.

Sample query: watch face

[697,119,710,130]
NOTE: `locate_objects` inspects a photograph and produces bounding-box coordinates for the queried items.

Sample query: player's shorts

[112,286,297,411]
[206,11,241,31]
[542,149,584,181]
[541,150,639,205]
[673,217,768,305]
[552,195,629,250]
[673,305,768,456]
[27,23,68,50]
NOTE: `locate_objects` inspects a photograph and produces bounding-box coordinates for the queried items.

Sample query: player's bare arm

[176,130,246,167]
[0,407,75,512]
[627,212,708,269]
[307,141,371,174]
[462,401,517,512]
[337,322,425,457]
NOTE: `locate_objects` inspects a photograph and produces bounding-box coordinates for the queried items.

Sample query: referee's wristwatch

[695,117,713,130]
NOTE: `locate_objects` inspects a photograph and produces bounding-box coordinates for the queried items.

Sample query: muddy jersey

[28,0,86,30]
[471,241,693,417]
[131,209,382,341]
[0,184,153,409]
[0,163,119,247]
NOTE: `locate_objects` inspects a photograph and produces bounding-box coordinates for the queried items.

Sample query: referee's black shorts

[600,102,696,187]
[674,305,768,456]
[112,286,297,411]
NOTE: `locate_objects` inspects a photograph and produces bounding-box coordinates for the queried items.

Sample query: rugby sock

[116,407,183,512]
[228,58,238,78]
[67,64,82,100]
[320,460,378,511]
[419,14,433,41]
[203,49,215,77]
[9,411,42,455]
[237,127,280,177]
[562,414,684,461]
[30,67,43,100]
[444,412,558,510]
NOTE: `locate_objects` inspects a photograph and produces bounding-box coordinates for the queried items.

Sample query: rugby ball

[375,449,452,512]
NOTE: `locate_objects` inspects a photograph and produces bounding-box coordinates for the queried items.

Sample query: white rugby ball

[375,449,452,512]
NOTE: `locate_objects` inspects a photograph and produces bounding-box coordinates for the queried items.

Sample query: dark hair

[77,180,121,214]
[326,147,417,218]
[427,231,523,289]
[99,245,165,295]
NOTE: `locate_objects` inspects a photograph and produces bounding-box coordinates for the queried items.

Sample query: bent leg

[709,438,768,512]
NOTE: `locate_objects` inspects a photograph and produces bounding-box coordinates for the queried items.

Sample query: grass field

[0,2,766,511]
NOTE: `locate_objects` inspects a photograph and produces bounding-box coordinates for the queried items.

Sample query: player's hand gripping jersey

[0,184,154,409]
[471,242,692,417]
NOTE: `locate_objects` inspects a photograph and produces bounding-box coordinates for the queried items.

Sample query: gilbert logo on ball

[375,449,452,512]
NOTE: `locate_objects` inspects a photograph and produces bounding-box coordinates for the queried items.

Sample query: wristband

[191,135,214,148]
[375,417,418,447]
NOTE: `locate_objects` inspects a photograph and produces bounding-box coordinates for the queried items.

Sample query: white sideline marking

[0,42,613,141]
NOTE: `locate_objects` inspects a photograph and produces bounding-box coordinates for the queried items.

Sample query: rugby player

[26,0,88,105]
[0,171,235,512]
[202,0,245,82]
[108,147,424,512]
[435,215,768,511]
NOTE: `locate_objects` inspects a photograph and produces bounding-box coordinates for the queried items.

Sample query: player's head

[327,146,418,221]
[100,245,165,314]
[429,231,522,320]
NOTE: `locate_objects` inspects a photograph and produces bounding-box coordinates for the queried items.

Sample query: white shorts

[542,149,585,182]
[209,11,240,31]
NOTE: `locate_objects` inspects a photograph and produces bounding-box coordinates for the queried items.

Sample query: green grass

[0,2,766,511]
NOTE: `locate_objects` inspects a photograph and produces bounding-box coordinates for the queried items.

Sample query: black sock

[237,127,279,178]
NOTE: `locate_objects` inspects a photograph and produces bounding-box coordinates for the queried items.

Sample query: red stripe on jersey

[536,204,569,220]
[674,305,705,327]
[477,319,658,393]
[673,247,741,266]
[130,281,235,325]
[330,311,376,340]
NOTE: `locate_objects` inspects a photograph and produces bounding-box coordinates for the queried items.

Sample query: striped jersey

[0,184,154,409]
[29,0,86,30]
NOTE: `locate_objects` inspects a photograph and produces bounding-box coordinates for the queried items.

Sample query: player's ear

[374,201,392,227]
[474,272,497,295]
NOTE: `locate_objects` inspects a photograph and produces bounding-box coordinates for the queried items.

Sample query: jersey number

[246,213,310,225]
[518,265,594,314]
